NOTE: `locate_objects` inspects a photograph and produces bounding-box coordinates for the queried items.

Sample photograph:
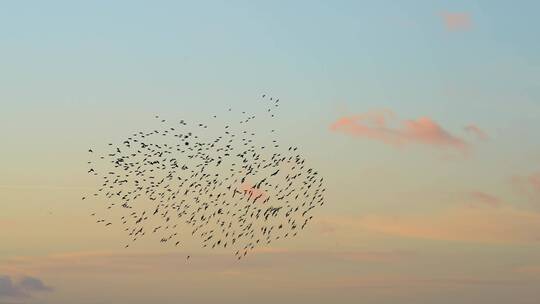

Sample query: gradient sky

[1,1,540,303]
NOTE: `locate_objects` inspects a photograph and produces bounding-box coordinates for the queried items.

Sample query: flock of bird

[84,95,326,260]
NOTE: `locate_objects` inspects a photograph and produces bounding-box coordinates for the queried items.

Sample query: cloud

[313,218,338,236]
[440,11,473,31]
[330,110,469,152]
[18,277,53,292]
[2,250,527,300]
[512,171,540,201]
[331,274,518,289]
[464,124,488,141]
[253,248,413,263]
[467,191,502,208]
[239,181,268,201]
[0,275,52,299]
[514,266,540,275]
[0,276,25,298]
[316,204,540,244]
[358,207,540,243]
[0,248,411,278]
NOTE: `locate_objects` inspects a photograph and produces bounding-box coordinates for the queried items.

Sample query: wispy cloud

[332,274,519,289]
[464,124,489,141]
[0,248,411,277]
[440,11,473,31]
[514,266,540,275]
[512,171,540,201]
[359,207,540,243]
[316,205,540,244]
[313,218,338,236]
[467,191,502,208]
[330,110,469,152]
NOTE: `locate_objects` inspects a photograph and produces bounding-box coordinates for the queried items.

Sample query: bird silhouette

[83,94,326,260]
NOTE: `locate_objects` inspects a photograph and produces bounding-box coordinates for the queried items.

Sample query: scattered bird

[84,94,326,260]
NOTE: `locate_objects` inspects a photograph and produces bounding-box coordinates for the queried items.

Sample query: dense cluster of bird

[84,95,326,260]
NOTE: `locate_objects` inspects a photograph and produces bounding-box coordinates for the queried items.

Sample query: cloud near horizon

[2,250,520,297]
[0,275,52,300]
[330,110,469,152]
[0,248,411,277]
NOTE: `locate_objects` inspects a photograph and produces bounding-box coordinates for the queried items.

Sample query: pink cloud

[440,11,473,31]
[514,266,540,275]
[330,110,469,152]
[358,207,540,243]
[464,124,488,141]
[317,205,540,244]
[512,171,540,201]
[239,181,268,202]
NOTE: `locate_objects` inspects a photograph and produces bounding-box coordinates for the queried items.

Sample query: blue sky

[1,1,540,303]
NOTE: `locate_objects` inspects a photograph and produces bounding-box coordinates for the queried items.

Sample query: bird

[83,94,326,260]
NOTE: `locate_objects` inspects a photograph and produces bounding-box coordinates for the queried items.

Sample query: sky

[1,1,540,303]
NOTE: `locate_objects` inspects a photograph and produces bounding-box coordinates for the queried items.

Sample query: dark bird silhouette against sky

[84,95,326,260]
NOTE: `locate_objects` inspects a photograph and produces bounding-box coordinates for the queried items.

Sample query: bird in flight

[84,94,326,260]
